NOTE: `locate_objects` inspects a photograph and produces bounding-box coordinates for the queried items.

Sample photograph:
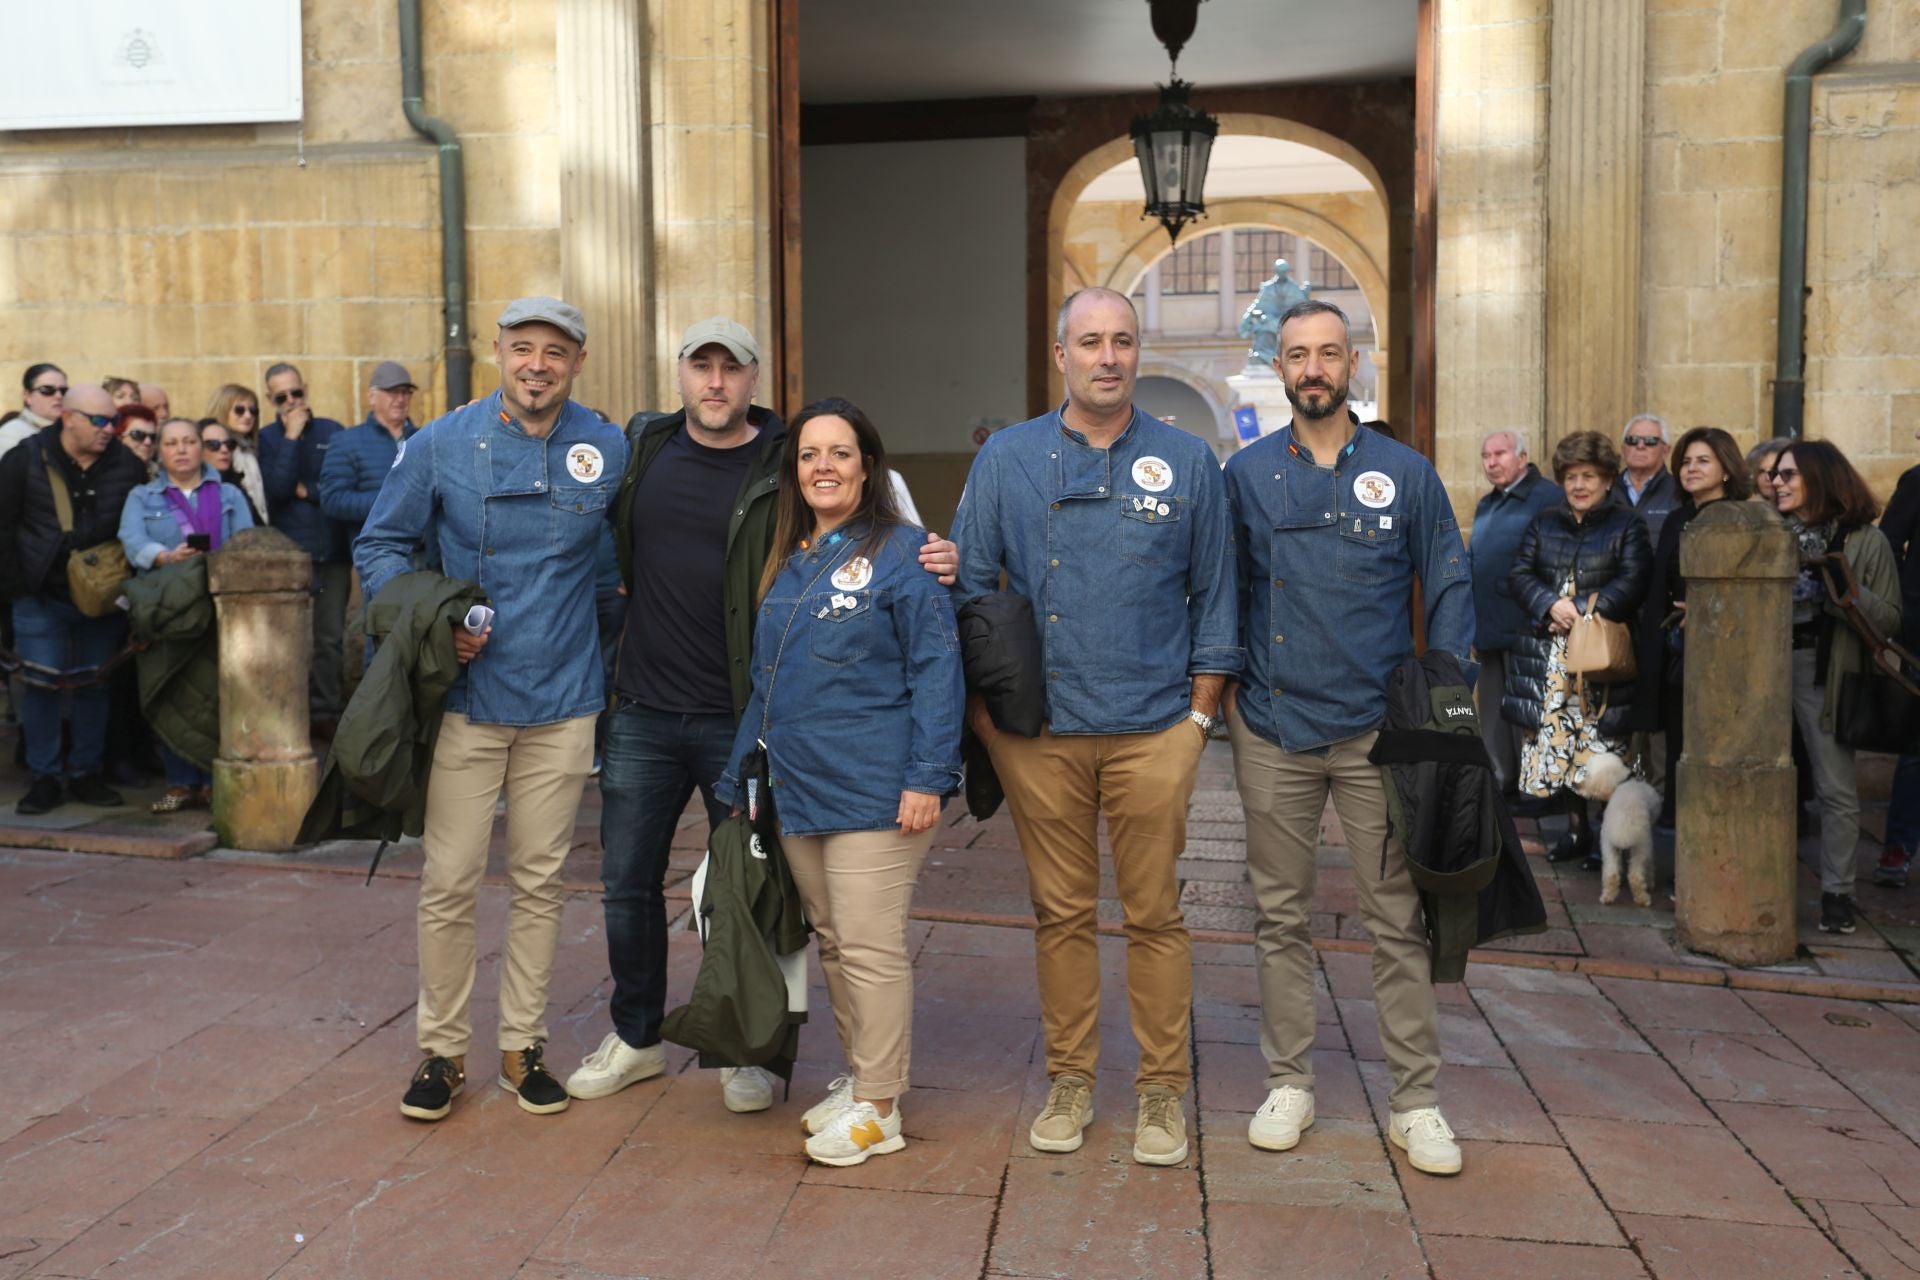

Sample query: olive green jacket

[610,406,787,721]
[1816,523,1905,733]
[297,571,489,843]
[123,558,218,772]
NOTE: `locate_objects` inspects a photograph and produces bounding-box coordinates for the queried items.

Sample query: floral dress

[1517,576,1636,798]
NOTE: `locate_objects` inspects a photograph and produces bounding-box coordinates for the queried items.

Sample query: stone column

[1674,502,1798,966]
[208,528,318,852]
[1216,226,1238,334]
[559,0,651,419]
[1544,0,1645,447]
[644,0,775,411]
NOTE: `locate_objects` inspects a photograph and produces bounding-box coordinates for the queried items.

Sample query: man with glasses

[321,361,420,550]
[0,384,148,814]
[1619,415,1678,544]
[259,362,350,736]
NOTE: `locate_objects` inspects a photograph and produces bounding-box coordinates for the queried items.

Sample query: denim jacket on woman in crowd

[355,391,627,727]
[118,466,255,573]
[1224,422,1475,753]
[718,521,965,837]
[950,406,1243,735]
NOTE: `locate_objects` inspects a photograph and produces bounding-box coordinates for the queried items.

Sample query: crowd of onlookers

[1469,416,1920,936]
[0,359,421,815]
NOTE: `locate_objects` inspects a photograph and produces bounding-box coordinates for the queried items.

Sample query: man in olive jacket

[574,318,957,1112]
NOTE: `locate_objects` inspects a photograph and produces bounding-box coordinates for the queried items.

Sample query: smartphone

[186,534,211,552]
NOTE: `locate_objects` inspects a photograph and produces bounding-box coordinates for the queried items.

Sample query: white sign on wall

[0,0,303,131]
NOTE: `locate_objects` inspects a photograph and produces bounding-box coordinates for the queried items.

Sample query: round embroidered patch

[1353,470,1396,509]
[565,443,605,482]
[1132,456,1174,492]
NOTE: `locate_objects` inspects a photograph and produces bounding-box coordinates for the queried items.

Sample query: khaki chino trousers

[1228,716,1440,1113]
[988,721,1203,1093]
[416,711,596,1059]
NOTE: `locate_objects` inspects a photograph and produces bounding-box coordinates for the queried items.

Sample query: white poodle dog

[1577,751,1662,907]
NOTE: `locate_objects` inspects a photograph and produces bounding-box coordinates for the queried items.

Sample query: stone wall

[0,0,562,425]
[1436,0,1920,521]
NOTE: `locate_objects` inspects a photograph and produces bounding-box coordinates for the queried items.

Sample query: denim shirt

[1224,424,1474,753]
[952,406,1243,735]
[718,522,964,836]
[118,467,255,572]
[355,391,627,727]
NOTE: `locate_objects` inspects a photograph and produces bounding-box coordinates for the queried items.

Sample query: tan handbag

[44,460,131,618]
[1564,592,1637,683]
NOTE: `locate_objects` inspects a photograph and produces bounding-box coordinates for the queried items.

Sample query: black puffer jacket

[1502,498,1652,737]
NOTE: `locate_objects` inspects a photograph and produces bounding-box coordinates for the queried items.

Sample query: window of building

[1235,230,1287,292]
[1159,234,1220,295]
[1308,245,1358,291]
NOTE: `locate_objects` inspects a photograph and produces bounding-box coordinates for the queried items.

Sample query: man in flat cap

[357,298,628,1123]
[321,360,421,552]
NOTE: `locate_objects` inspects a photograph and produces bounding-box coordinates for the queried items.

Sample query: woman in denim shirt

[118,418,254,812]
[719,398,963,1169]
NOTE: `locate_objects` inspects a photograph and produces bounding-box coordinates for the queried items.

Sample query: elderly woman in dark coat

[1503,431,1653,867]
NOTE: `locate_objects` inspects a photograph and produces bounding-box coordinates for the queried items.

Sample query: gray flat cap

[498,296,587,344]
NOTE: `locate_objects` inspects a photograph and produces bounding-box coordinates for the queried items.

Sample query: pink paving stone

[1462,963,1600,997]
[1206,1202,1429,1280]
[1436,1004,1517,1068]
[1425,1237,1652,1279]
[1471,989,1654,1053]
[989,1155,1206,1280]
[409,1071,655,1178]
[762,1185,996,1280]
[1557,1115,1806,1226]
[0,1111,229,1242]
[1503,1041,1718,1127]
[1712,1100,1920,1207]
[1414,1064,1559,1144]
[1395,1140,1622,1245]
[1643,1029,1871,1111]
[197,1069,428,1185]
[897,1011,1040,1090]
[76,1020,369,1122]
[1194,1037,1272,1114]
[1619,1213,1860,1280]
[1741,990,1920,1075]
[271,1161,592,1280]
[1808,1199,1920,1278]
[1199,1114,1404,1212]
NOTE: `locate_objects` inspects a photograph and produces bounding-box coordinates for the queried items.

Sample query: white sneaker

[1389,1106,1463,1176]
[804,1100,904,1167]
[565,1031,666,1100]
[803,1074,856,1135]
[720,1065,774,1113]
[1248,1086,1315,1151]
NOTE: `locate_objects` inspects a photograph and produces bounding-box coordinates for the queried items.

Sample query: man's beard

[1284,377,1348,422]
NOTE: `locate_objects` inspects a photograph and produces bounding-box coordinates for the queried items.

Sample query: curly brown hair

[1549,430,1620,484]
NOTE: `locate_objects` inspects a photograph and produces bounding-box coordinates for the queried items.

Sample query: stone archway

[1045,113,1394,415]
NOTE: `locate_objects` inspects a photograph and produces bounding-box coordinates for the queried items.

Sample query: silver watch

[1188,709,1219,735]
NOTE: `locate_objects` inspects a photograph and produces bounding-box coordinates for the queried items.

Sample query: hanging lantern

[1130,78,1217,245]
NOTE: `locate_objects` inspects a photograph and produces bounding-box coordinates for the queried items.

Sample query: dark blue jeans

[598,700,735,1048]
[13,597,125,781]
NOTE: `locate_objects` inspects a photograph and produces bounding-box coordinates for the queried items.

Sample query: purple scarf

[163,481,225,551]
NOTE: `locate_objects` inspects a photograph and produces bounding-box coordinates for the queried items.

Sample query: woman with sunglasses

[1770,440,1902,936]
[2,364,69,461]
[196,421,263,525]
[119,418,255,812]
[115,404,160,476]
[205,385,270,523]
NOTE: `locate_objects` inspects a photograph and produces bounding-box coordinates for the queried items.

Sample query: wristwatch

[1188,709,1219,735]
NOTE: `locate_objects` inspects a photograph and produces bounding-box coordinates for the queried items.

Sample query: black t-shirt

[615,425,759,714]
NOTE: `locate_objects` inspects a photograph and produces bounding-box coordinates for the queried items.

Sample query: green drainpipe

[1774,0,1866,440]
[398,0,472,409]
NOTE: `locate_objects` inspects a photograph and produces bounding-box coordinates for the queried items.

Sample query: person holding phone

[118,417,254,811]
[716,397,963,1167]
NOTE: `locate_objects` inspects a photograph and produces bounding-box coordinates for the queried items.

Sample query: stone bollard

[1674,501,1798,965]
[207,527,318,851]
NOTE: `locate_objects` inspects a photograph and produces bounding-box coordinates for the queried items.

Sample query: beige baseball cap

[678,316,760,365]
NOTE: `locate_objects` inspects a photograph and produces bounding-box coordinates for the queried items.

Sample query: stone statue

[1238,258,1312,368]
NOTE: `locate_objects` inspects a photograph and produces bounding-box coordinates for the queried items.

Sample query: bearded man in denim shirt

[1224,299,1474,1178]
[953,287,1242,1168]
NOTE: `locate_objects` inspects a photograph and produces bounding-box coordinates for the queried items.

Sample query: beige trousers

[780,825,935,1098]
[988,720,1203,1093]
[1229,716,1440,1113]
[416,711,596,1058]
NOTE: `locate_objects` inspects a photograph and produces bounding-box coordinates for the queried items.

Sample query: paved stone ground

[3,740,1919,1277]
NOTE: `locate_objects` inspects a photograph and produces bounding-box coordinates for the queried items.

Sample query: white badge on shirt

[832,556,873,591]
[566,443,605,483]
[1353,470,1396,509]
[1132,456,1174,492]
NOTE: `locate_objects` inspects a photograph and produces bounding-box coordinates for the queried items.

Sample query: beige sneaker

[1133,1085,1188,1166]
[1028,1074,1095,1152]
[1389,1106,1463,1176]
